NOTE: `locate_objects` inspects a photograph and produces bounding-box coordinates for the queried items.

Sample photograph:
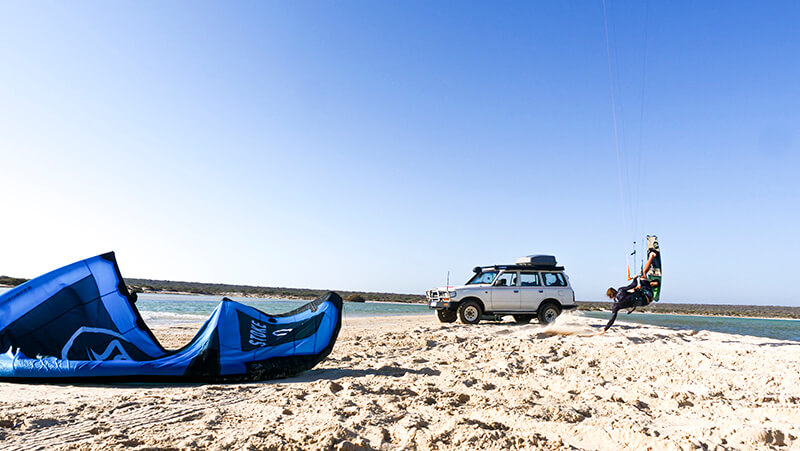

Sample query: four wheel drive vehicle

[426,255,577,325]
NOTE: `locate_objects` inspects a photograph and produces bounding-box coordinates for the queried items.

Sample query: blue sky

[1,2,798,305]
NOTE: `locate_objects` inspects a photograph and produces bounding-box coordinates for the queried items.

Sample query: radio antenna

[446,271,450,289]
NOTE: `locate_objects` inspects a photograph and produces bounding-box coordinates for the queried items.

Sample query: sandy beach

[1,313,799,450]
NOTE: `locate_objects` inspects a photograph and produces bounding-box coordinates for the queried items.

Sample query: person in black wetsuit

[600,278,641,333]
[638,277,657,305]
[600,251,660,334]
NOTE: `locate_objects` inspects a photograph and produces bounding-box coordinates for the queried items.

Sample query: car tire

[537,302,561,325]
[458,300,482,325]
[513,314,534,324]
[436,309,457,323]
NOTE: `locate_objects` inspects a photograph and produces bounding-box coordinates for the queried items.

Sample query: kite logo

[248,320,268,347]
[89,340,133,361]
[61,327,136,361]
[248,320,294,347]
[237,310,318,351]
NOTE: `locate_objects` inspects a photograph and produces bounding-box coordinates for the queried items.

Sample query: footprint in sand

[87,425,110,435]
[25,418,62,429]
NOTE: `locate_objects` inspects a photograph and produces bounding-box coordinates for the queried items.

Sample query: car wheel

[458,300,482,325]
[436,309,457,323]
[537,303,561,325]
[513,314,534,324]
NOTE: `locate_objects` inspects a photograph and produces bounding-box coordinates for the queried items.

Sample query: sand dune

[1,313,799,450]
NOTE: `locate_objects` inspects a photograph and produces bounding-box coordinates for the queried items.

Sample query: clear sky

[1,2,798,305]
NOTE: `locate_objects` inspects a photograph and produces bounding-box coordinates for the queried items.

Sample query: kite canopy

[0,253,342,381]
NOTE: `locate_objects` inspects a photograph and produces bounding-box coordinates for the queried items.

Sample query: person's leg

[642,251,658,275]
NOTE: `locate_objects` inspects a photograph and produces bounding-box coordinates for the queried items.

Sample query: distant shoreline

[0,276,425,304]
[135,290,318,301]
[136,291,425,308]
[130,288,424,304]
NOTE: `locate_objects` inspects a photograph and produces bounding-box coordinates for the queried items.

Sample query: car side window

[543,272,566,287]
[494,272,517,287]
[520,273,540,287]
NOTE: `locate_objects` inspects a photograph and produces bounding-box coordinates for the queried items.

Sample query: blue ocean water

[131,293,430,324]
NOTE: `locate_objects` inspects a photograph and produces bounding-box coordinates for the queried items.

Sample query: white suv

[426,255,577,325]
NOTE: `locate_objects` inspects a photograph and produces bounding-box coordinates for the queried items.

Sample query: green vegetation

[0,275,424,303]
[0,276,29,287]
[123,278,425,304]
[577,301,800,319]
[345,294,366,303]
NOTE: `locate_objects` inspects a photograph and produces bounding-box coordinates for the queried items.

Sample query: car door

[519,272,546,310]
[490,271,520,311]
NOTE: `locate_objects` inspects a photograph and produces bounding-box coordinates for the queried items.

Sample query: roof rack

[483,264,565,271]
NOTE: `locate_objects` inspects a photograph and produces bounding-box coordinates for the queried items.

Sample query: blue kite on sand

[0,253,342,382]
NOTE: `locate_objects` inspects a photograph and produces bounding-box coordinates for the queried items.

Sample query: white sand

[1,313,799,450]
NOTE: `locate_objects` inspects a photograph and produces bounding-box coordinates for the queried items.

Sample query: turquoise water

[2,287,799,341]
[134,293,430,324]
[0,289,429,322]
[582,311,800,342]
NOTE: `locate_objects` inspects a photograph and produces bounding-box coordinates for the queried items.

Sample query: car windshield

[467,271,497,285]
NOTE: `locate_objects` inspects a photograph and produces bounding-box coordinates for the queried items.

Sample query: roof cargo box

[516,255,557,266]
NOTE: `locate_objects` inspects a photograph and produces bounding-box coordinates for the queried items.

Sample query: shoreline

[4,285,800,319]
[136,294,429,308]
[135,290,427,304]
[141,292,800,321]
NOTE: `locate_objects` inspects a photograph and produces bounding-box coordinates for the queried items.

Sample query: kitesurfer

[599,278,640,334]
[599,250,660,334]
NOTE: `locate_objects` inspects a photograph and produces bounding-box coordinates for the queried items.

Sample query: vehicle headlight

[449,291,457,298]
